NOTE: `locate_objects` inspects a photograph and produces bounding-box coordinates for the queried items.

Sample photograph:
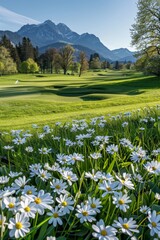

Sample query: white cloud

[0,6,40,31]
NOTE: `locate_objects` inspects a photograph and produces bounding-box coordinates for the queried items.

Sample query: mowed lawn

[0,70,160,130]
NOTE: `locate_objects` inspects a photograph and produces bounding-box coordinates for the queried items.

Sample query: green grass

[0,107,160,239]
[0,70,160,130]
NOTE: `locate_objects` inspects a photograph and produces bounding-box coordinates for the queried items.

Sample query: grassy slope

[0,70,160,130]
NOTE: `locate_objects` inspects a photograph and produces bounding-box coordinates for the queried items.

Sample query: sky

[0,0,138,51]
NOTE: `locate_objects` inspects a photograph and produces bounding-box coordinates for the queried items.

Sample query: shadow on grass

[0,75,159,100]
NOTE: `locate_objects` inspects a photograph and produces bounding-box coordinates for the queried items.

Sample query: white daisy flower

[113,217,139,236]
[116,173,134,190]
[61,170,78,185]
[11,176,30,193]
[29,163,42,177]
[8,213,30,239]
[56,194,74,214]
[144,161,160,175]
[3,145,14,150]
[87,197,102,213]
[56,154,71,165]
[50,179,68,194]
[0,189,15,200]
[9,171,22,178]
[155,193,160,200]
[18,198,37,219]
[46,236,56,240]
[2,196,18,213]
[47,206,64,227]
[148,210,160,237]
[38,169,52,181]
[25,146,34,152]
[140,205,151,214]
[92,219,118,240]
[112,192,131,212]
[21,185,37,197]
[12,137,26,145]
[106,144,118,155]
[98,180,120,197]
[38,147,52,154]
[31,190,53,215]
[68,153,84,164]
[90,152,102,160]
[0,176,10,184]
[76,203,96,223]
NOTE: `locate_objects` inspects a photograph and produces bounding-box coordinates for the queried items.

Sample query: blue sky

[0,0,138,50]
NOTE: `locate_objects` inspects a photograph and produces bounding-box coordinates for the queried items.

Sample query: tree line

[0,35,134,76]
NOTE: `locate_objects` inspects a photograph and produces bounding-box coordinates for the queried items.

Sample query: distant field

[0,70,160,130]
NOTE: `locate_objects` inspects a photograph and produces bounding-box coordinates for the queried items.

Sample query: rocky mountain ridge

[0,20,136,62]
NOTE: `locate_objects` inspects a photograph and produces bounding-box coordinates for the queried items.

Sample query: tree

[17,37,38,62]
[131,0,160,55]
[89,53,101,69]
[20,58,39,73]
[0,35,20,69]
[78,51,88,77]
[54,53,62,74]
[59,45,75,74]
[0,46,17,74]
[145,55,160,76]
[38,48,58,73]
[0,61,4,75]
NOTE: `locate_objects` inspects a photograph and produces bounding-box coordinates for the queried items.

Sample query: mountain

[0,20,136,61]
[0,30,22,45]
[111,48,136,62]
[39,42,110,61]
[17,20,115,59]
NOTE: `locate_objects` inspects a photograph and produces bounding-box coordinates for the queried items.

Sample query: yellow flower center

[118,199,125,205]
[101,230,107,236]
[67,176,71,180]
[15,222,23,229]
[24,206,31,212]
[152,222,157,227]
[41,173,45,178]
[121,180,125,184]
[152,167,157,171]
[62,201,68,207]
[8,202,14,208]
[106,187,111,191]
[53,213,59,218]
[55,185,61,189]
[27,190,32,195]
[0,220,2,225]
[34,197,42,204]
[82,211,88,216]
[91,203,96,208]
[122,223,129,229]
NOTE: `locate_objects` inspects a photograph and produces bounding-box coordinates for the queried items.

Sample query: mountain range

[0,20,136,62]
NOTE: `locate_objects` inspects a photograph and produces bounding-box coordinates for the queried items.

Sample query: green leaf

[120,161,132,167]
[37,221,48,240]
[107,157,117,173]
[57,237,66,240]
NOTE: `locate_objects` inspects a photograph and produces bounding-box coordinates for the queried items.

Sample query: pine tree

[0,35,20,68]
